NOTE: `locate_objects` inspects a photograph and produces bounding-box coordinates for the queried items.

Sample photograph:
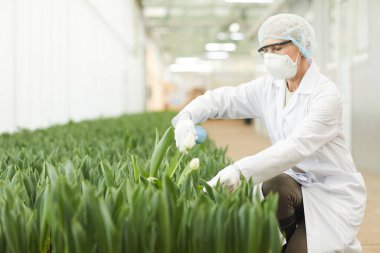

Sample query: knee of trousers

[262,174,302,203]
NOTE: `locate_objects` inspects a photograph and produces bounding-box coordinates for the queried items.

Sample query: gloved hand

[174,118,196,153]
[207,164,241,191]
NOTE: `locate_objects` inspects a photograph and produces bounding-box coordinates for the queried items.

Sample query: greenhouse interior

[0,0,379,252]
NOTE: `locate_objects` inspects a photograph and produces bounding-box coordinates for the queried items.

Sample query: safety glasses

[257,40,293,57]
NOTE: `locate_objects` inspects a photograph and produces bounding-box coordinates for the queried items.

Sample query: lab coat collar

[273,60,319,95]
[274,79,285,88]
[296,61,319,94]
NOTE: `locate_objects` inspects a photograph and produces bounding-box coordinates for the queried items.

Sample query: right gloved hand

[174,119,196,153]
[207,164,241,192]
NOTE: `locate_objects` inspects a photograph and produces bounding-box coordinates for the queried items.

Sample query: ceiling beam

[145,15,260,28]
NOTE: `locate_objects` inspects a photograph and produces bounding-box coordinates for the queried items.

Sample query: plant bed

[0,112,281,253]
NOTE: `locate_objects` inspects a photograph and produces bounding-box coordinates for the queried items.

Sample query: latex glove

[207,164,241,191]
[174,119,196,153]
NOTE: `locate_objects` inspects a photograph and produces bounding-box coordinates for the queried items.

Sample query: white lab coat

[173,62,367,253]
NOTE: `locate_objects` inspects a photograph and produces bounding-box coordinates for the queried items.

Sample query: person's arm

[234,88,342,184]
[172,79,265,127]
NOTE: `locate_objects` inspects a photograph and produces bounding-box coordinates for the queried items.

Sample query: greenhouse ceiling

[141,0,288,62]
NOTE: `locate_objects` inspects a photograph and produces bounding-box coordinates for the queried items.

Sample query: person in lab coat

[172,13,367,253]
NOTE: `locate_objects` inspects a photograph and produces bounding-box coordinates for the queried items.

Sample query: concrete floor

[202,119,380,253]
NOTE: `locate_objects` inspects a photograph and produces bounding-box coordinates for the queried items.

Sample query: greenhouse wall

[0,0,146,134]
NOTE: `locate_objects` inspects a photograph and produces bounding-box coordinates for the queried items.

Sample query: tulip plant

[0,112,281,253]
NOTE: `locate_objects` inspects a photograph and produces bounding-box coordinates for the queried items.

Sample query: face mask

[263,52,299,79]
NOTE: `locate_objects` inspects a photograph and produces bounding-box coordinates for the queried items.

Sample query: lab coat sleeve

[235,89,342,184]
[171,79,264,126]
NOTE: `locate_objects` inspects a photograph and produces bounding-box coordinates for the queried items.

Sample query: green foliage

[149,127,174,177]
[0,112,281,253]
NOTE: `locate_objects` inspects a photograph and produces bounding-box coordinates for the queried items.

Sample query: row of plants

[0,112,281,253]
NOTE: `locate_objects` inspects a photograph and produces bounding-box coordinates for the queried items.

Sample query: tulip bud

[189,158,200,170]
[147,177,158,183]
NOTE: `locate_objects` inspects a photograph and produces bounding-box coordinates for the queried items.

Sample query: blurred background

[1,0,378,174]
[0,0,379,250]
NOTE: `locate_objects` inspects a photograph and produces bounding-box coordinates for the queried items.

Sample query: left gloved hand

[207,164,241,191]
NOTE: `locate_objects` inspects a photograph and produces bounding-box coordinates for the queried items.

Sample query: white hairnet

[258,13,317,58]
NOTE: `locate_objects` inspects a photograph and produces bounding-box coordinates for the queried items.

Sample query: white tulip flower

[189,158,200,170]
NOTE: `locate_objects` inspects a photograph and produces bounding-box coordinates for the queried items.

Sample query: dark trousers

[263,174,307,253]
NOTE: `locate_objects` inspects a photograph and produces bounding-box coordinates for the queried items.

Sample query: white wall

[0,0,145,133]
[350,0,380,174]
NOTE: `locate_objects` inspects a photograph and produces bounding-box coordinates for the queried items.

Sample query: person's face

[259,39,301,62]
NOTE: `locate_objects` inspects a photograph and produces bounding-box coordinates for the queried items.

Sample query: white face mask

[263,52,300,79]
